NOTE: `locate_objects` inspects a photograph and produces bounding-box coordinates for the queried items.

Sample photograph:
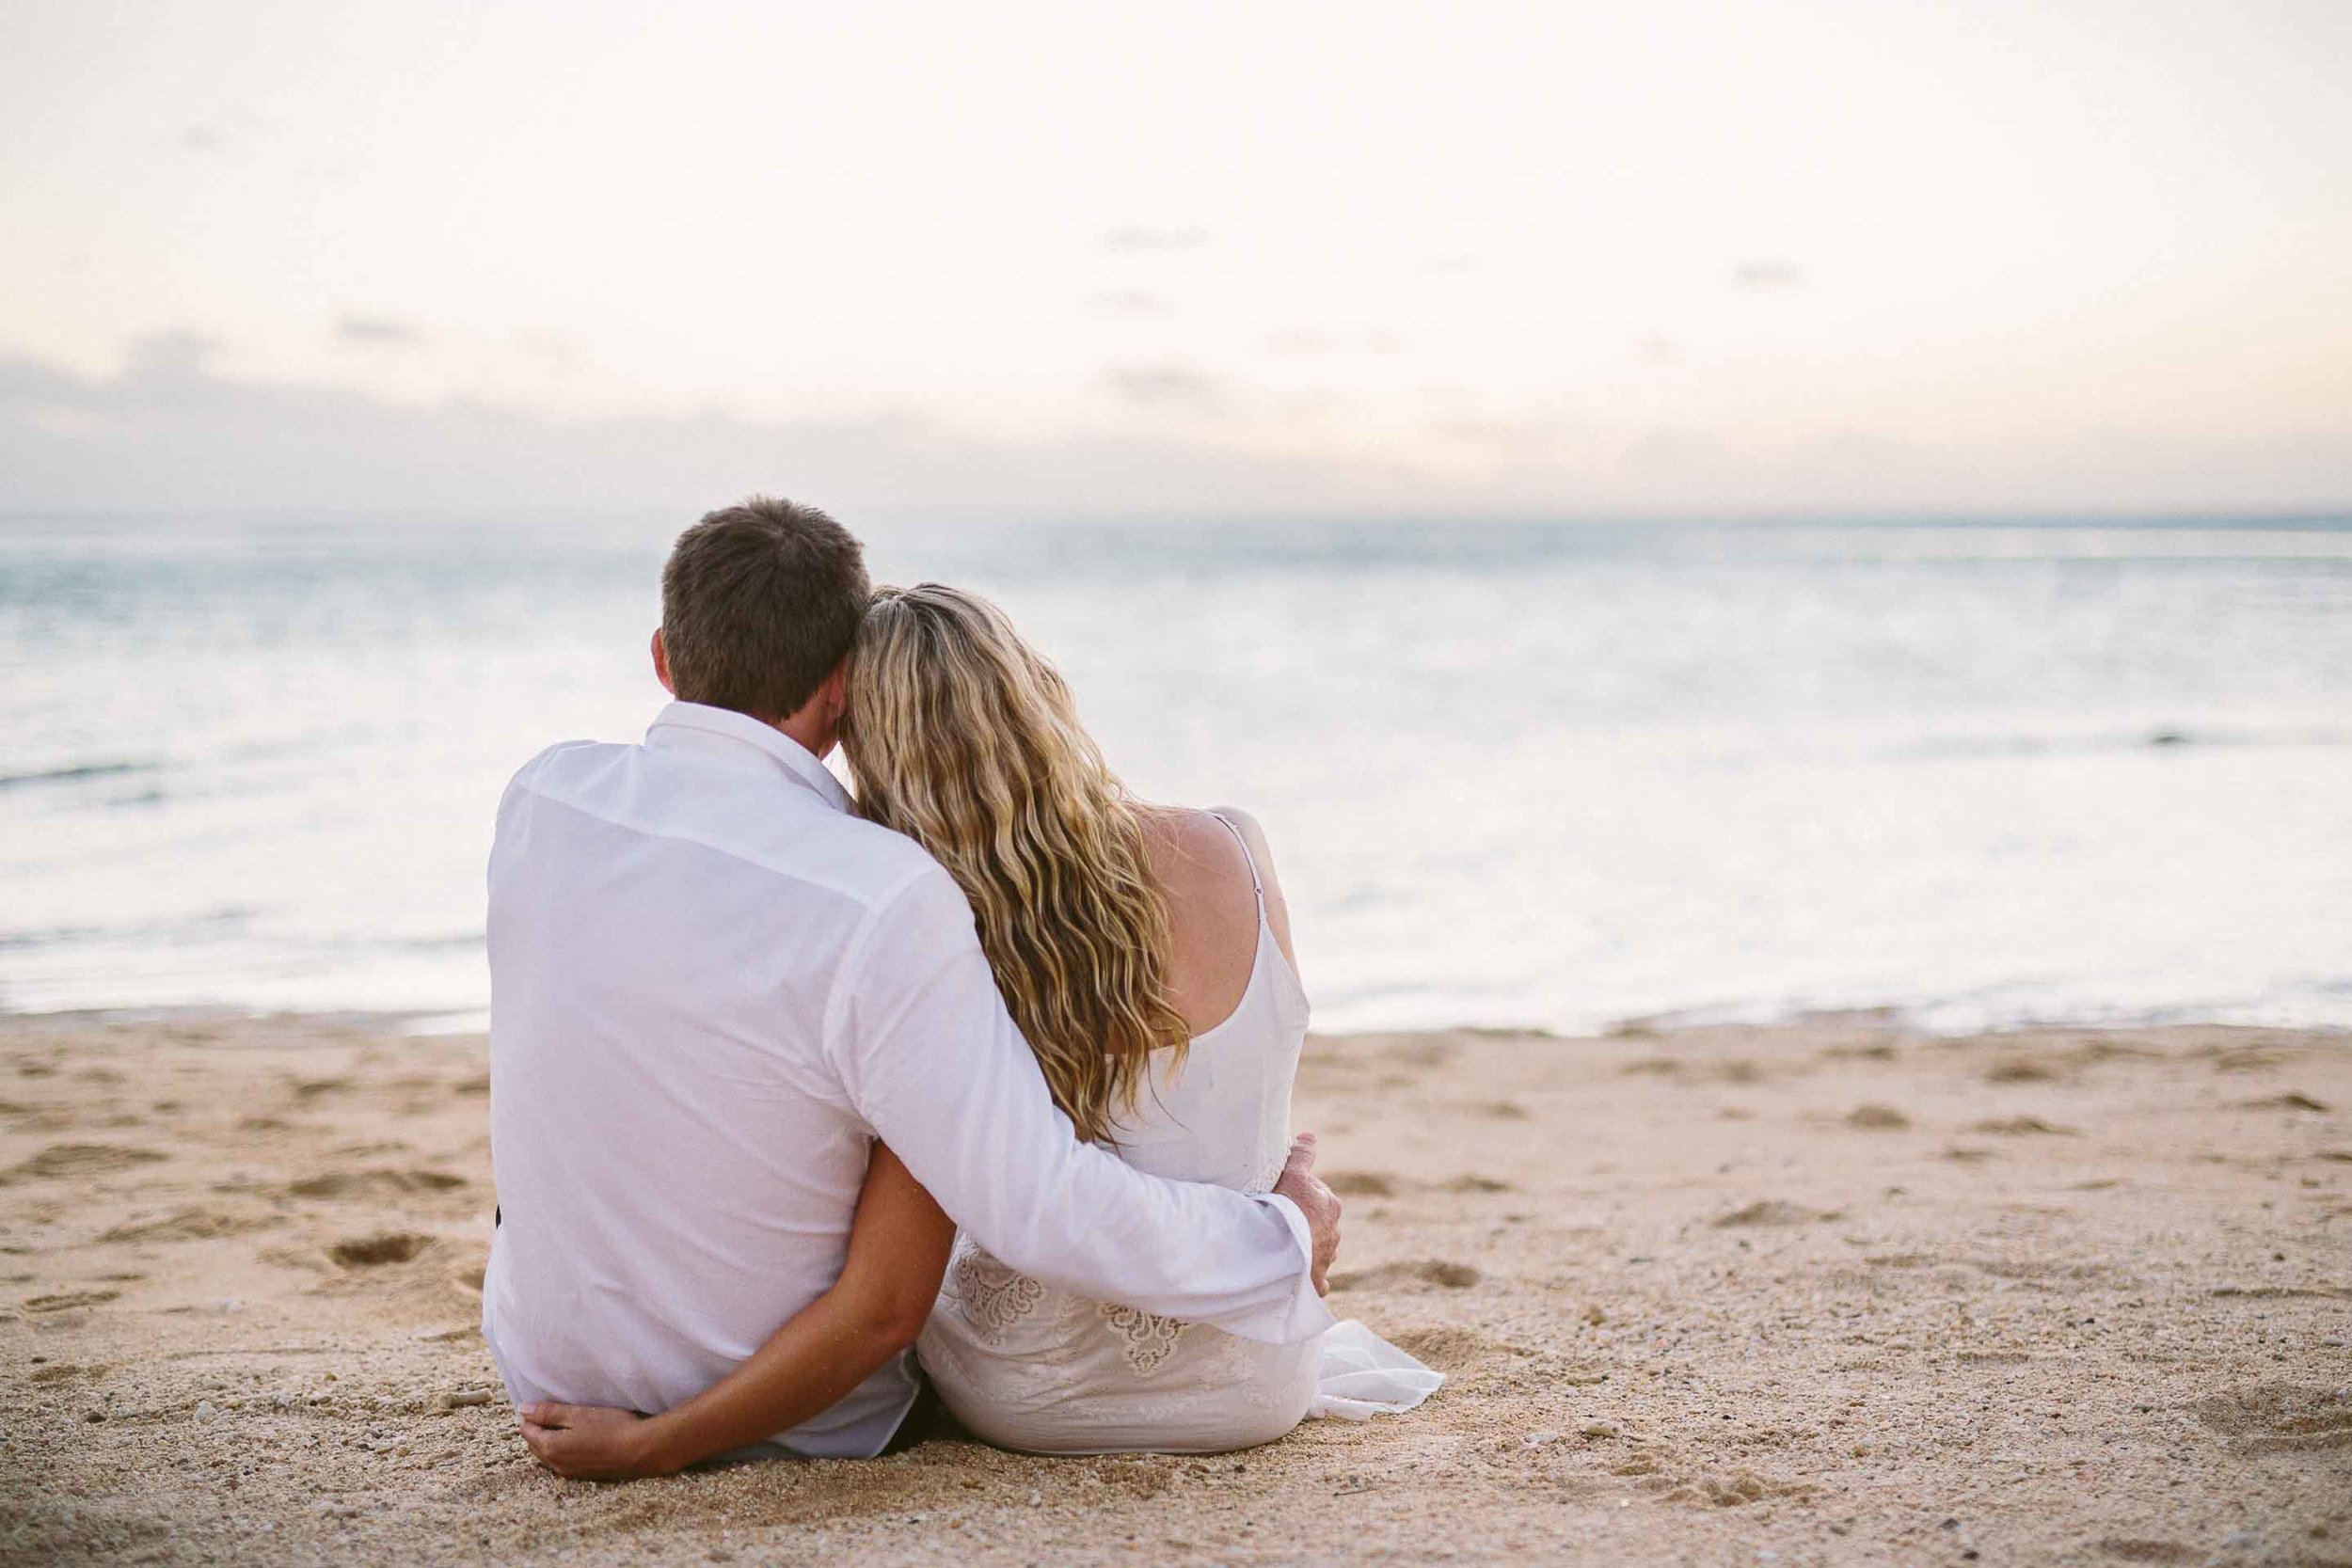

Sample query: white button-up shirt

[480,701,1330,1457]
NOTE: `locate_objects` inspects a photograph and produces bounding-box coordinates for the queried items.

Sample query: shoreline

[10,997,2350,1045]
[5,1011,2347,1565]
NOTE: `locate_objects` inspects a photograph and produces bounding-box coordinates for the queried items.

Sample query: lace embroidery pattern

[1098,1301,1189,1374]
[951,1248,1044,1342]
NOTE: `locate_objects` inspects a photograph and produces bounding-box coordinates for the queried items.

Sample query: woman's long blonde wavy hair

[842,583,1189,1144]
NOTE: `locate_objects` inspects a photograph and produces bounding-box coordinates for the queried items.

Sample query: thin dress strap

[1206,811,1264,911]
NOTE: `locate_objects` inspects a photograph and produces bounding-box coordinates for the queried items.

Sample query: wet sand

[4,1012,2347,1565]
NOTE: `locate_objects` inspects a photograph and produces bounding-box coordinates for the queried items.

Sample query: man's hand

[1271,1132,1341,1296]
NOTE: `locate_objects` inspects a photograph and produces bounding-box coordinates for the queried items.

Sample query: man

[480,496,1341,1460]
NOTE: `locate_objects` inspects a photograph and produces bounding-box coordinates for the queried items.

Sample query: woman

[519,584,1437,1474]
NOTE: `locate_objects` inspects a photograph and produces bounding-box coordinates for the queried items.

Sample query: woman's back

[1127,805,1307,1191]
[916,808,1321,1453]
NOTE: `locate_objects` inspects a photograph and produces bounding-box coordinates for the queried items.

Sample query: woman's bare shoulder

[1204,805,1279,880]
[1200,806,1298,973]
[1139,801,1301,988]
[1137,803,1255,885]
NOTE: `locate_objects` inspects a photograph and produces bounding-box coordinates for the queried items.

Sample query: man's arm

[828,867,1340,1346]
[516,1143,954,1480]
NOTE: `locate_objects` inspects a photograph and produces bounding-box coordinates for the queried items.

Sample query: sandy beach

[4,1011,2346,1565]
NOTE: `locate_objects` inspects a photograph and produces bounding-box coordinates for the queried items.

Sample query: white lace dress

[915,816,1441,1454]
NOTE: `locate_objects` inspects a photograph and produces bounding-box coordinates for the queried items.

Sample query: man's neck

[771,710,835,761]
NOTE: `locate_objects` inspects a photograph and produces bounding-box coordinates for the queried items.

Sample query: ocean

[4,512,2348,1036]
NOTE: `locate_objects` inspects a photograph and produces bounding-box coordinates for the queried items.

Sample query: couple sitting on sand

[481,497,1438,1476]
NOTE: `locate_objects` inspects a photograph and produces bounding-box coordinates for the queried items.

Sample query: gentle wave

[5,513,2349,1030]
[0,759,157,790]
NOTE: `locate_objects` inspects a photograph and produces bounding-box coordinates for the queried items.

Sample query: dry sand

[4,1012,2347,1566]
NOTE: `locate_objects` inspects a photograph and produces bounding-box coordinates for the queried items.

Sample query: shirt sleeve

[825,865,1334,1347]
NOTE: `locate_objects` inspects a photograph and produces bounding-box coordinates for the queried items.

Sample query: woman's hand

[516,1402,677,1481]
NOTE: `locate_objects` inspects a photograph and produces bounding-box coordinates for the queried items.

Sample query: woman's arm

[516,1142,955,1480]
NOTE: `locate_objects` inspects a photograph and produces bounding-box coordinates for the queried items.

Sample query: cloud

[0,340,1393,514]
[1100,362,1227,415]
[2,339,2345,516]
[180,126,225,152]
[1731,261,1804,289]
[1102,226,1209,253]
[122,331,226,375]
[336,313,426,345]
[1086,290,1165,314]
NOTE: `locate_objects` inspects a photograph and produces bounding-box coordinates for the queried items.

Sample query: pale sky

[3,0,2347,514]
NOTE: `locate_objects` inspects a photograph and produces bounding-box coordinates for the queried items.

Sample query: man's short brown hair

[660,496,870,721]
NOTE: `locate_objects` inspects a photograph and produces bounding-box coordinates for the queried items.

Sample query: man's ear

[818,663,850,727]
[651,628,675,695]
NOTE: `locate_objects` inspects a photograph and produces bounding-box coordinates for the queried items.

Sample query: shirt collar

[644,700,852,814]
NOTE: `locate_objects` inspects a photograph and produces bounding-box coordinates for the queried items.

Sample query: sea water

[4,512,2347,1035]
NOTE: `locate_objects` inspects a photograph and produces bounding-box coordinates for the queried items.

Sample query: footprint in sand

[1324,1172,1397,1197]
[2098,1540,2201,1564]
[1844,1104,1910,1130]
[1,1143,168,1184]
[2070,1038,2160,1065]
[1442,1174,1512,1194]
[1385,1324,1525,1369]
[1712,1200,1832,1227]
[101,1208,280,1243]
[1328,1259,1481,1291]
[289,1169,468,1200]
[2238,1092,2329,1113]
[1985,1058,2059,1084]
[1661,1468,1810,1509]
[2207,1045,2290,1072]
[1971,1116,2077,1135]
[23,1289,120,1313]
[327,1232,435,1267]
